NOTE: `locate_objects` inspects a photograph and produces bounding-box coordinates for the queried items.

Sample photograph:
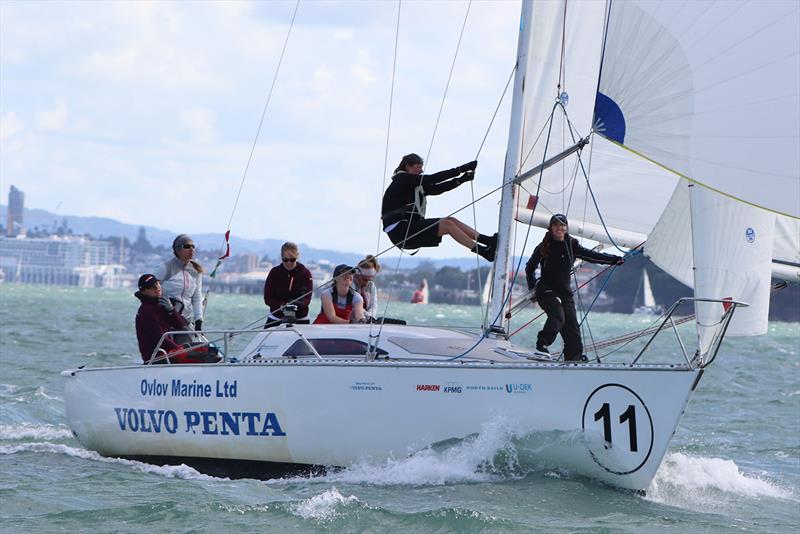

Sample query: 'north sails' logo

[745,227,756,243]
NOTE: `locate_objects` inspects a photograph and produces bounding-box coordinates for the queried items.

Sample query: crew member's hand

[458,170,475,184]
[459,160,478,173]
[157,296,174,313]
[194,319,203,331]
[615,257,625,265]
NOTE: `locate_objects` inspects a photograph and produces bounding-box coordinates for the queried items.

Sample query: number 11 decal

[583,384,653,475]
[594,403,638,452]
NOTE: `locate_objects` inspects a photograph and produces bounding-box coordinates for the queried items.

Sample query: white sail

[506,0,799,340]
[642,269,656,309]
[691,185,775,351]
[596,0,800,219]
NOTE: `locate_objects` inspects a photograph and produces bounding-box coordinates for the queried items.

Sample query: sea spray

[646,452,792,508]
[290,488,359,521]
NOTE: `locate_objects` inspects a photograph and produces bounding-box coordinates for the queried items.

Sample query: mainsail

[496,0,799,350]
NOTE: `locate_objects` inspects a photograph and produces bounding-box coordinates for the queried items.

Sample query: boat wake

[647,452,793,507]
[0,440,219,481]
[0,422,73,441]
[270,418,591,487]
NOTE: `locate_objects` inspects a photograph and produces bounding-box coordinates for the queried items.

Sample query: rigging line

[507,261,612,338]
[594,0,613,98]
[369,0,402,354]
[223,0,300,234]
[424,0,472,165]
[471,62,516,323]
[557,0,568,93]
[559,112,628,254]
[375,0,402,255]
[447,103,561,361]
[370,0,473,350]
[474,64,517,159]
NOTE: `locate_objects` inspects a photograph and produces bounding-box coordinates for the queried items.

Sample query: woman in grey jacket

[157,234,204,331]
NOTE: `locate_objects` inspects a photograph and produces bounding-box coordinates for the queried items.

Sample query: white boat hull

[64,359,701,491]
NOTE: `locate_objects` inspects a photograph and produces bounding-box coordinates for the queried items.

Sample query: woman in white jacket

[158,234,204,331]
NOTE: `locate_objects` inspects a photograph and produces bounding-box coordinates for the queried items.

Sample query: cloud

[0,111,24,140]
[178,108,218,145]
[35,99,69,131]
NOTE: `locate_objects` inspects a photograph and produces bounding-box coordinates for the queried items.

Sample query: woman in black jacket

[381,153,497,261]
[525,214,624,361]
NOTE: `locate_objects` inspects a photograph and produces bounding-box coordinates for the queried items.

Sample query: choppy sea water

[0,285,798,533]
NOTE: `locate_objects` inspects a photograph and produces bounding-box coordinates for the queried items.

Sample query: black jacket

[381,168,464,226]
[525,235,620,295]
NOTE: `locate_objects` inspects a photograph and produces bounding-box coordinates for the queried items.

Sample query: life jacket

[382,173,427,227]
[313,287,354,324]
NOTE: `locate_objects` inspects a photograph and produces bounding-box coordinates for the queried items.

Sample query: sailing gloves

[457,170,475,185]
[157,296,174,313]
[458,160,478,173]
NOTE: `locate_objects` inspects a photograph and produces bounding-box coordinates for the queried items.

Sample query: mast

[487,0,533,333]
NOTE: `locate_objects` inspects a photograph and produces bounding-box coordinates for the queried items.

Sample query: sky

[1,0,526,259]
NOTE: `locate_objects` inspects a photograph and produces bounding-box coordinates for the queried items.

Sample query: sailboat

[63,0,799,492]
[633,269,662,316]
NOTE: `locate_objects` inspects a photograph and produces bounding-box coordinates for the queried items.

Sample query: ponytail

[540,232,551,258]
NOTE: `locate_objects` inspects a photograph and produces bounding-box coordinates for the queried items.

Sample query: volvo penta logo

[745,227,756,243]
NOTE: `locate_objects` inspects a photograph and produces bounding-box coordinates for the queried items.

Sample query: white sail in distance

[507,0,799,341]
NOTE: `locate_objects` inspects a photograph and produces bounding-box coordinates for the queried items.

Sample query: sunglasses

[282,257,297,263]
[182,244,195,249]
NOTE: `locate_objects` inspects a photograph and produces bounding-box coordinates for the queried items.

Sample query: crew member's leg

[536,290,564,352]
[437,217,477,249]
[560,293,584,361]
[438,217,496,260]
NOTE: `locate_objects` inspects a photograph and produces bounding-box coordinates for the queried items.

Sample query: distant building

[6,185,24,237]
[0,235,126,287]
[227,253,260,273]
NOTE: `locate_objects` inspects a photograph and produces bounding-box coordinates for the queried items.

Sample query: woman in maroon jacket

[134,273,190,362]
[263,242,314,327]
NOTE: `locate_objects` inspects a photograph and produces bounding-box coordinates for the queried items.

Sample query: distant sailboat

[633,269,663,316]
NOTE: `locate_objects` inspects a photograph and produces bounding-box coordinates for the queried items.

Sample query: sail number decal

[581,384,654,475]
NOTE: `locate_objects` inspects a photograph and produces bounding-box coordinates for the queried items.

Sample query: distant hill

[0,204,483,269]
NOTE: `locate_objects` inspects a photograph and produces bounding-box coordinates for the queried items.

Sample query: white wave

[0,383,19,395]
[35,386,63,402]
[0,423,72,440]
[0,441,221,481]
[647,452,792,507]
[290,488,359,521]
[274,418,521,487]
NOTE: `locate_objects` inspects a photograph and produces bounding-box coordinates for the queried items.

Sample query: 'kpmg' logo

[745,227,756,243]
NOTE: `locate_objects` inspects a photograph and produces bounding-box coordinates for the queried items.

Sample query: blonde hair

[281,242,299,257]
[358,254,380,272]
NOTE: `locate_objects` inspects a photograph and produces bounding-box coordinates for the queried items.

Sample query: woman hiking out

[381,153,497,261]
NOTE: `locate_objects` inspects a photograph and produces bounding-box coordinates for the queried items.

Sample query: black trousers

[536,289,582,359]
